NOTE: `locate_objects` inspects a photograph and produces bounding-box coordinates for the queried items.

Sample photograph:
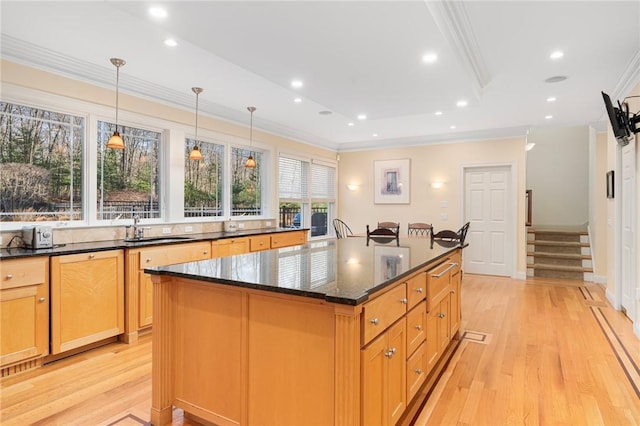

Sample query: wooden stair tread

[527,251,591,260]
[528,240,589,247]
[529,263,593,273]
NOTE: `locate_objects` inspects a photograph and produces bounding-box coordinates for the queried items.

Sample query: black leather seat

[367,224,399,246]
[430,222,470,248]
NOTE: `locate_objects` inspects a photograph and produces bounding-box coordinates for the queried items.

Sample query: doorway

[462,164,515,276]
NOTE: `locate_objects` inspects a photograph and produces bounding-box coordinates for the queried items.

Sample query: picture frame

[374,159,410,204]
[606,170,614,199]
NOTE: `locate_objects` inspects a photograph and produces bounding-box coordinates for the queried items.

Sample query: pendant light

[189,87,204,161]
[107,58,126,150]
[245,106,257,168]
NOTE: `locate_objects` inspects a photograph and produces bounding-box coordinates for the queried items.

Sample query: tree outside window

[231,147,262,216]
[184,139,224,217]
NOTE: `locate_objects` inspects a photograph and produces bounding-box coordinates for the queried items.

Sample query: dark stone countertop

[0,228,307,260]
[146,237,461,306]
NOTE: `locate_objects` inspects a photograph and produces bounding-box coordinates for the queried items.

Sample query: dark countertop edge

[0,228,310,260]
[145,244,461,306]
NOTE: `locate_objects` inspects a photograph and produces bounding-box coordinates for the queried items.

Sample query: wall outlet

[237,222,245,229]
[265,221,272,227]
[440,201,448,209]
[162,227,172,234]
[185,226,193,232]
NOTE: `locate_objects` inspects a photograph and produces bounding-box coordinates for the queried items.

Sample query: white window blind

[311,162,335,200]
[279,156,309,199]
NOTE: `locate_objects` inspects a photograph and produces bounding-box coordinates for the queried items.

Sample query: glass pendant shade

[189,145,203,161]
[190,87,204,161]
[107,131,125,149]
[245,106,257,168]
[108,58,126,150]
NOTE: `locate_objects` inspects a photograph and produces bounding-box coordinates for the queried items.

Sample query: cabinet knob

[6,274,13,279]
[451,289,456,294]
[438,312,446,318]
[39,297,46,303]
[400,298,408,304]
[89,254,95,259]
[415,324,422,331]
[384,347,397,358]
[370,318,379,325]
[273,240,278,244]
[415,287,423,293]
[204,251,208,255]
[415,368,422,375]
[146,258,152,263]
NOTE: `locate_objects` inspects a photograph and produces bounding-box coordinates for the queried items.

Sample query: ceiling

[1,1,639,151]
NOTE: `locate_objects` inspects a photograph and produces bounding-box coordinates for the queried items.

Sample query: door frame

[614,138,638,336]
[460,162,518,278]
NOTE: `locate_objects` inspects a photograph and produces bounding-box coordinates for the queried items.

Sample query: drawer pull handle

[39,297,46,303]
[451,289,456,294]
[415,324,422,331]
[146,258,152,263]
[438,312,446,318]
[415,368,422,375]
[370,318,379,325]
[400,298,408,304]
[415,287,423,293]
[204,251,208,255]
[431,262,458,278]
[6,274,13,279]
[384,347,397,358]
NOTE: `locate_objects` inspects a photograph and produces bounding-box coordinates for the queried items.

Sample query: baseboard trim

[593,275,608,285]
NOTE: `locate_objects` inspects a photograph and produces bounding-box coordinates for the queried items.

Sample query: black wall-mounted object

[606,170,614,199]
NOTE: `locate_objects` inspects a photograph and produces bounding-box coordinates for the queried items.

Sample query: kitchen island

[146,237,463,426]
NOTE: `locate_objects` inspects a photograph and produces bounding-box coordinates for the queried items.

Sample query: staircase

[526,227,593,281]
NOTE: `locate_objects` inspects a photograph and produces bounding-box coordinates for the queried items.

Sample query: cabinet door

[249,235,271,252]
[387,318,407,426]
[406,341,427,401]
[270,230,307,248]
[1,258,49,367]
[449,270,461,337]
[437,297,450,353]
[425,308,439,375]
[406,301,426,357]
[51,250,124,354]
[406,272,426,310]
[362,332,387,426]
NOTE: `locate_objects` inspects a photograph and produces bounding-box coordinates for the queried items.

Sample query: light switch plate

[440,213,448,221]
[185,226,193,232]
[265,221,272,227]
[440,201,448,208]
[162,227,171,234]
[238,223,245,229]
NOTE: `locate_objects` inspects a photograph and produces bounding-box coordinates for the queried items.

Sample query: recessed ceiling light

[450,125,456,129]
[357,114,367,120]
[291,80,303,89]
[372,133,378,137]
[347,122,355,127]
[456,100,468,108]
[545,75,568,83]
[422,53,438,64]
[163,39,177,47]
[435,111,443,116]
[293,97,302,103]
[550,50,564,60]
[149,7,168,19]
[545,115,553,119]
[546,97,557,102]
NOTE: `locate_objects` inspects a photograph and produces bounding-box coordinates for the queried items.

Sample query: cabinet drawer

[427,261,455,312]
[407,341,427,401]
[250,235,271,252]
[362,283,407,345]
[406,301,426,357]
[138,242,211,268]
[406,272,426,310]
[270,231,307,248]
[1,258,47,289]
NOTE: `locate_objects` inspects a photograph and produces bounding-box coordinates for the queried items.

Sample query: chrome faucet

[125,214,149,241]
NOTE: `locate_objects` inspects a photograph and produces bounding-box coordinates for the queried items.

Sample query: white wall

[526,126,590,226]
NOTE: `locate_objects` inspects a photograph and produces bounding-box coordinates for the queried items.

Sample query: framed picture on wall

[374,159,410,204]
[606,170,614,199]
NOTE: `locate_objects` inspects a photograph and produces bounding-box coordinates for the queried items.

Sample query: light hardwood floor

[3,274,640,425]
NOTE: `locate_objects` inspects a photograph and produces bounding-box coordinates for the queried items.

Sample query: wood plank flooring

[3,274,640,425]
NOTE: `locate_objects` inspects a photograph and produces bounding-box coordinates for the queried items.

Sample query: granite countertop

[0,227,307,260]
[146,237,461,306]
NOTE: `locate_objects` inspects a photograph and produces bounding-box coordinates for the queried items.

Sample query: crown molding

[425,0,491,101]
[613,48,640,101]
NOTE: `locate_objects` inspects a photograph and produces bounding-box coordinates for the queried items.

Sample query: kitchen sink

[125,236,193,243]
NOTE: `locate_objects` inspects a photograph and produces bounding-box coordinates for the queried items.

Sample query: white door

[464,166,511,276]
[620,141,636,320]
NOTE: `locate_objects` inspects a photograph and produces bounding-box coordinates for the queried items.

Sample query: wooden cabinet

[270,230,307,249]
[362,317,407,426]
[362,283,407,345]
[50,250,124,354]
[0,257,49,368]
[213,237,249,257]
[249,235,271,252]
[125,241,211,340]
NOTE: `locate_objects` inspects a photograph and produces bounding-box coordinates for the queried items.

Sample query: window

[97,121,161,220]
[278,155,336,238]
[231,147,262,216]
[0,102,84,223]
[184,139,224,218]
